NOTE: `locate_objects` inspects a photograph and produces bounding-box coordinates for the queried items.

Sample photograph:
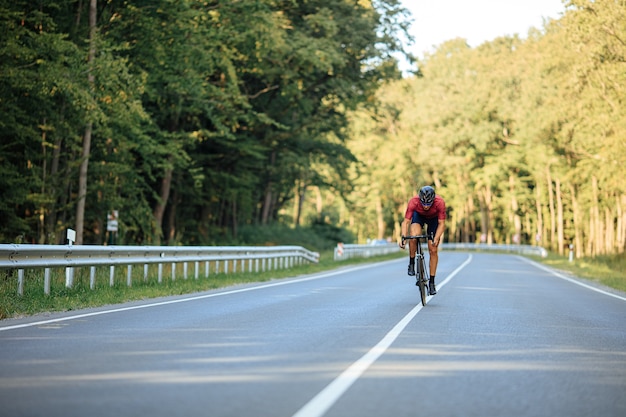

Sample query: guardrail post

[171,263,176,281]
[144,264,149,282]
[90,266,96,290]
[127,265,132,287]
[65,267,73,288]
[18,269,24,296]
[110,266,115,287]
[44,268,51,295]
[158,263,163,283]
[183,262,188,279]
[205,261,209,278]
[65,229,76,289]
[194,261,199,280]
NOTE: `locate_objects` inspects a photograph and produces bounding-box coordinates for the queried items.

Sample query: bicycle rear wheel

[417,256,427,306]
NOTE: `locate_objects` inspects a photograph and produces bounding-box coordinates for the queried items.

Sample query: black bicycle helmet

[419,186,436,206]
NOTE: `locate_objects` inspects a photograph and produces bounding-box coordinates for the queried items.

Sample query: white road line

[518,256,626,301]
[291,255,473,417]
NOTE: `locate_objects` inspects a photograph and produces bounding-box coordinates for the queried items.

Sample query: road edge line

[518,256,626,302]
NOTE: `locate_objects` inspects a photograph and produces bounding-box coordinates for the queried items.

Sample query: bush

[236,222,354,253]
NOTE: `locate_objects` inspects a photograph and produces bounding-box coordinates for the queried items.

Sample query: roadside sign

[107,211,119,232]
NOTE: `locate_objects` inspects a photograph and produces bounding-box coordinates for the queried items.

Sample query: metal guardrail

[333,242,548,260]
[0,244,320,295]
[333,243,401,260]
[440,243,548,257]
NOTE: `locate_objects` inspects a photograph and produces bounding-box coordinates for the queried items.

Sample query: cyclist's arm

[400,217,411,247]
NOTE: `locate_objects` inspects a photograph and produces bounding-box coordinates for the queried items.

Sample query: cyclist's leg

[426,218,439,294]
[407,212,423,276]
[427,239,438,275]
[409,223,422,258]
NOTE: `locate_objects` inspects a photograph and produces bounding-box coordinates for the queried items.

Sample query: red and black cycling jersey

[404,195,446,220]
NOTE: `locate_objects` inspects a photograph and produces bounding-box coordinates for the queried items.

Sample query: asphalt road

[1,252,625,417]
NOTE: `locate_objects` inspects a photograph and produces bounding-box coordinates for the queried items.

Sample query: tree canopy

[1,0,624,257]
[0,0,410,245]
[344,0,625,256]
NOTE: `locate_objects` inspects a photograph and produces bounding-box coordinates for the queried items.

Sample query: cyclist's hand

[399,238,405,249]
[432,236,440,247]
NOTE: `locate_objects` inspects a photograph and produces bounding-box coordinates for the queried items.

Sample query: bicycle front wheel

[417,256,427,306]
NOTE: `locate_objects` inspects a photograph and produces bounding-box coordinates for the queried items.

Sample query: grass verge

[534,252,626,293]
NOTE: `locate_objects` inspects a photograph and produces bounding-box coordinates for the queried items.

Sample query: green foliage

[346,0,626,255]
[233,222,355,253]
[0,0,413,245]
[4,0,623,260]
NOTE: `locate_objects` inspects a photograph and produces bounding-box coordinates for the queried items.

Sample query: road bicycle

[401,234,430,306]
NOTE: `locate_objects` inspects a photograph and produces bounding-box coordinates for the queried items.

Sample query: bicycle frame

[402,234,430,306]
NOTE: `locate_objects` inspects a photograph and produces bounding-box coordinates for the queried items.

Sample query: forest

[1,0,624,258]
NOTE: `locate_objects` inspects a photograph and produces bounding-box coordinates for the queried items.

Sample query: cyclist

[399,185,446,295]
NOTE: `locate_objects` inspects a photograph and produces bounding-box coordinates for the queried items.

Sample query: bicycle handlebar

[401,234,430,241]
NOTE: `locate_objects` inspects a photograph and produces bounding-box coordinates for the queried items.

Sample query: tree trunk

[605,207,613,255]
[556,178,564,255]
[479,185,493,244]
[375,192,384,239]
[546,168,556,252]
[261,187,272,225]
[293,179,306,227]
[588,207,595,256]
[467,194,475,242]
[617,195,625,252]
[432,170,442,189]
[535,183,544,247]
[591,176,601,255]
[153,163,173,245]
[569,184,582,258]
[75,0,97,245]
[315,186,323,221]
[45,107,64,244]
[231,198,238,239]
[509,175,521,244]
[165,184,180,244]
[261,151,276,225]
[292,182,299,226]
[38,119,47,244]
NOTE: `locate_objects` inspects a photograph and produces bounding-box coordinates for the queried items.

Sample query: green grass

[2,249,624,321]
[535,252,626,293]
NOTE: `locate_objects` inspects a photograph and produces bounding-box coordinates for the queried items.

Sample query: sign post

[107,210,119,245]
[336,242,344,259]
[66,228,76,288]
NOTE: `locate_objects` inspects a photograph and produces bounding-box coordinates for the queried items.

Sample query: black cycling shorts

[411,211,438,240]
